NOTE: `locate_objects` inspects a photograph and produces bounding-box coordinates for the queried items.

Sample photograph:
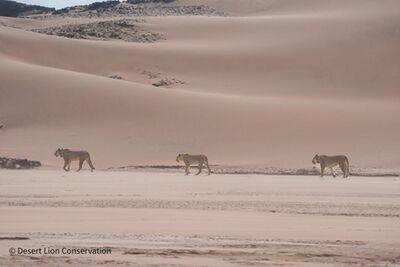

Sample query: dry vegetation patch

[31,19,164,42]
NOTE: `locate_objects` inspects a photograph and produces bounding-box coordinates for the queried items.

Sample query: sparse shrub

[126,0,175,4]
[87,0,120,10]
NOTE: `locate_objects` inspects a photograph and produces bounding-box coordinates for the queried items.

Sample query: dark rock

[152,78,185,87]
[0,157,41,169]
[109,74,123,80]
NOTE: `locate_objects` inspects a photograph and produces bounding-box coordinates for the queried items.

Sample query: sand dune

[1,0,400,170]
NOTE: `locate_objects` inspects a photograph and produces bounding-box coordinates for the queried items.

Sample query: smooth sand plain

[0,169,399,266]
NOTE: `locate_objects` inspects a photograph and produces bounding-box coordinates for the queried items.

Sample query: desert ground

[1,169,400,266]
[1,0,400,266]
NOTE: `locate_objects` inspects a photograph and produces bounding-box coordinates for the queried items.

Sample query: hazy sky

[16,0,121,9]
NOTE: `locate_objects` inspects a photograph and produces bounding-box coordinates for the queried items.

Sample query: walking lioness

[54,148,95,172]
[312,154,349,178]
[176,154,211,175]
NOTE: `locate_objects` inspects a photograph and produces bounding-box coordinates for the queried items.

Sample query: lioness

[54,148,95,172]
[176,154,211,175]
[312,154,349,178]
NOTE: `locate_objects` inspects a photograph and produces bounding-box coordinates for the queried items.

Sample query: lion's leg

[77,159,84,172]
[330,167,336,178]
[64,158,71,172]
[339,162,346,178]
[185,164,190,175]
[320,164,325,177]
[86,157,95,171]
[63,159,68,172]
[196,163,203,175]
[205,161,211,176]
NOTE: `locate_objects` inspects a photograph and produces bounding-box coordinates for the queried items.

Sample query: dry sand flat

[0,170,399,266]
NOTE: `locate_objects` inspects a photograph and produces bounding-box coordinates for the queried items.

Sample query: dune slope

[0,0,399,169]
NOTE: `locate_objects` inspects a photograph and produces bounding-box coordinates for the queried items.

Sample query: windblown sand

[0,170,399,266]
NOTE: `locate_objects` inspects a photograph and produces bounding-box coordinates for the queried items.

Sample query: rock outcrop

[0,157,41,169]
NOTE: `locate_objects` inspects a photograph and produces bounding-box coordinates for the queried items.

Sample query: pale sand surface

[0,170,399,266]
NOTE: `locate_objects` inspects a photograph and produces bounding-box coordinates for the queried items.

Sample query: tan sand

[1,0,400,266]
[0,170,399,266]
[1,0,400,169]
